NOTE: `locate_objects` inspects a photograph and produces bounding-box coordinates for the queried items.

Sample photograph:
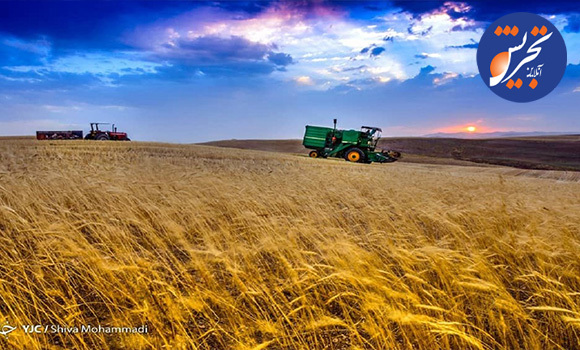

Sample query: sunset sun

[467,126,477,132]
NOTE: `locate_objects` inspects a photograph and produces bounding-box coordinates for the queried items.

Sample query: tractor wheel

[96,134,110,141]
[345,148,365,163]
[309,150,319,158]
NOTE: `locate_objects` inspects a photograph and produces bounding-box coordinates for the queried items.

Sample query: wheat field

[0,139,579,349]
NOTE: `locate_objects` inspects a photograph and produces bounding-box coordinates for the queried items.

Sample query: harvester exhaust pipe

[333,118,337,131]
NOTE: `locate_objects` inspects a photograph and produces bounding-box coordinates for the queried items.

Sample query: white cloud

[43,105,82,113]
[295,76,314,85]
[433,72,459,86]
[42,103,133,113]
[419,52,442,58]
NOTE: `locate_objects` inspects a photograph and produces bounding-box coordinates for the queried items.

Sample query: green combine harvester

[302,119,401,164]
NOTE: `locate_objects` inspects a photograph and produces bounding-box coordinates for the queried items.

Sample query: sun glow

[467,126,476,132]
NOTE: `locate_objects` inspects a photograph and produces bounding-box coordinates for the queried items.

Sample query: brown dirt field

[201,135,580,171]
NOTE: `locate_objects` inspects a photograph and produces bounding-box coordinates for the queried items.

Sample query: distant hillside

[424,131,579,139]
[201,135,580,171]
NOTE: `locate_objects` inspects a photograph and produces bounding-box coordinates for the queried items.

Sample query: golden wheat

[0,139,579,349]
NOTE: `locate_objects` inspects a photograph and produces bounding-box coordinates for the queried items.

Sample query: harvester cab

[302,119,400,164]
[361,126,382,148]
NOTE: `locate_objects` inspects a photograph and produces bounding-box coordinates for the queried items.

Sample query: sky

[0,1,579,142]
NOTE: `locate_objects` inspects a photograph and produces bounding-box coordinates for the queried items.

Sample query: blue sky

[0,1,579,142]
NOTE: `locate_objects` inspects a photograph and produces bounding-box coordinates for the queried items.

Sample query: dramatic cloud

[138,34,294,76]
[166,35,272,61]
[392,1,580,22]
[0,1,579,140]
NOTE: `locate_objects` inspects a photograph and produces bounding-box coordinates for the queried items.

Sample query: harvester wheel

[309,150,319,158]
[345,148,364,163]
[96,134,110,141]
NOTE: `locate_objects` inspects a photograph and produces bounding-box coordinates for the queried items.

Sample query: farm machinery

[36,123,130,141]
[36,130,83,140]
[303,119,400,163]
[84,123,130,141]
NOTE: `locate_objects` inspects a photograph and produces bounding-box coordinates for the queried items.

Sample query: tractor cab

[90,122,109,133]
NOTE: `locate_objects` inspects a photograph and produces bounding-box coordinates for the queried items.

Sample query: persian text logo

[477,12,567,102]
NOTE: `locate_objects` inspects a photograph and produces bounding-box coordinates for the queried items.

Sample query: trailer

[36,130,83,140]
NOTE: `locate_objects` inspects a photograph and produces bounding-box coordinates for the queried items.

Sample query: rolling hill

[201,135,580,171]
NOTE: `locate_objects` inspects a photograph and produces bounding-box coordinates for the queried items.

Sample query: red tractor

[84,123,130,141]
